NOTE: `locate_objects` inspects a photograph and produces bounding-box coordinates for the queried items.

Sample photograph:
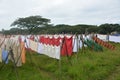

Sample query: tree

[11,15,51,34]
[98,24,112,34]
[98,23,120,34]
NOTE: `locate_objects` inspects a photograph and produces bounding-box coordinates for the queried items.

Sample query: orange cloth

[21,42,26,64]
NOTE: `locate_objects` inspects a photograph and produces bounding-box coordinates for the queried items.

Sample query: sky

[0,0,120,30]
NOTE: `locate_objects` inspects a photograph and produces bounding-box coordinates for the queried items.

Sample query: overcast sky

[0,0,120,30]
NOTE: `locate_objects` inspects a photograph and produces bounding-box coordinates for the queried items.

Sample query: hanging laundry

[21,35,26,42]
[39,36,45,44]
[34,35,39,42]
[109,36,120,43]
[73,35,78,52]
[37,43,44,54]
[65,36,73,56]
[13,42,22,67]
[61,37,67,56]
[46,44,52,58]
[21,42,26,64]
[38,35,61,59]
[78,35,83,49]
[30,35,34,41]
[54,45,60,59]
[54,36,61,59]
[61,36,73,56]
[29,39,38,52]
[25,38,30,49]
[2,48,9,64]
[54,37,61,46]
[44,36,49,45]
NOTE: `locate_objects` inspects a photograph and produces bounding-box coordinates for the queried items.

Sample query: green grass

[0,43,120,80]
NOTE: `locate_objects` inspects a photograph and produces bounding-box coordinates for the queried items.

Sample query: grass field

[0,42,120,80]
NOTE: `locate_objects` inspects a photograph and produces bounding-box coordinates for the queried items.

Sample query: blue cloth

[112,34,120,36]
[2,49,9,64]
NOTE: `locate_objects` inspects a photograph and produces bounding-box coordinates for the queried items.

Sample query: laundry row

[0,36,26,67]
[20,34,84,59]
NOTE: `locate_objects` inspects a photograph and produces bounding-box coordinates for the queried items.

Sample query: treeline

[2,23,120,35]
[1,15,120,35]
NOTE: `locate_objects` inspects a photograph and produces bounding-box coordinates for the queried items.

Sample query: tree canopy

[11,15,51,33]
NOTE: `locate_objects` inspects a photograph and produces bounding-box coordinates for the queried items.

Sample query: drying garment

[47,37,51,45]
[12,43,22,67]
[97,34,107,41]
[40,36,54,45]
[83,35,88,41]
[49,45,55,58]
[43,37,47,45]
[38,36,61,59]
[61,38,66,56]
[54,37,61,46]
[54,37,61,59]
[109,36,120,43]
[72,35,78,52]
[2,49,9,64]
[45,44,51,57]
[0,48,2,62]
[0,38,5,48]
[39,36,45,44]
[50,37,54,45]
[29,40,38,52]
[42,44,46,55]
[44,44,48,55]
[43,44,60,60]
[34,35,39,42]
[18,35,22,42]
[1,38,8,50]
[65,36,73,56]
[61,36,73,56]
[21,35,26,42]
[25,38,30,49]
[21,42,26,64]
[37,43,44,54]
[30,35,34,41]
[54,45,60,59]
[79,39,83,49]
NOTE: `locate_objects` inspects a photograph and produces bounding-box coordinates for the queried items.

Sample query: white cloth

[21,35,26,42]
[29,40,38,52]
[37,43,44,54]
[73,35,78,52]
[54,45,60,59]
[25,38,30,48]
[109,36,120,43]
[37,35,61,59]
[78,35,83,49]
[97,34,107,41]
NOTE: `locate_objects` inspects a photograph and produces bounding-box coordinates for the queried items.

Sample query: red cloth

[54,37,61,46]
[30,35,34,41]
[61,39,67,56]
[49,37,53,45]
[61,36,73,56]
[44,37,48,44]
[39,36,45,44]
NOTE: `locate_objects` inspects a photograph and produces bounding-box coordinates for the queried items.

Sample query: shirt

[2,49,9,64]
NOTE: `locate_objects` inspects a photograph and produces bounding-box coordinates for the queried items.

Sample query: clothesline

[0,34,119,66]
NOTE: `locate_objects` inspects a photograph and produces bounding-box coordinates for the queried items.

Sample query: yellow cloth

[13,43,22,67]
[21,42,26,64]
